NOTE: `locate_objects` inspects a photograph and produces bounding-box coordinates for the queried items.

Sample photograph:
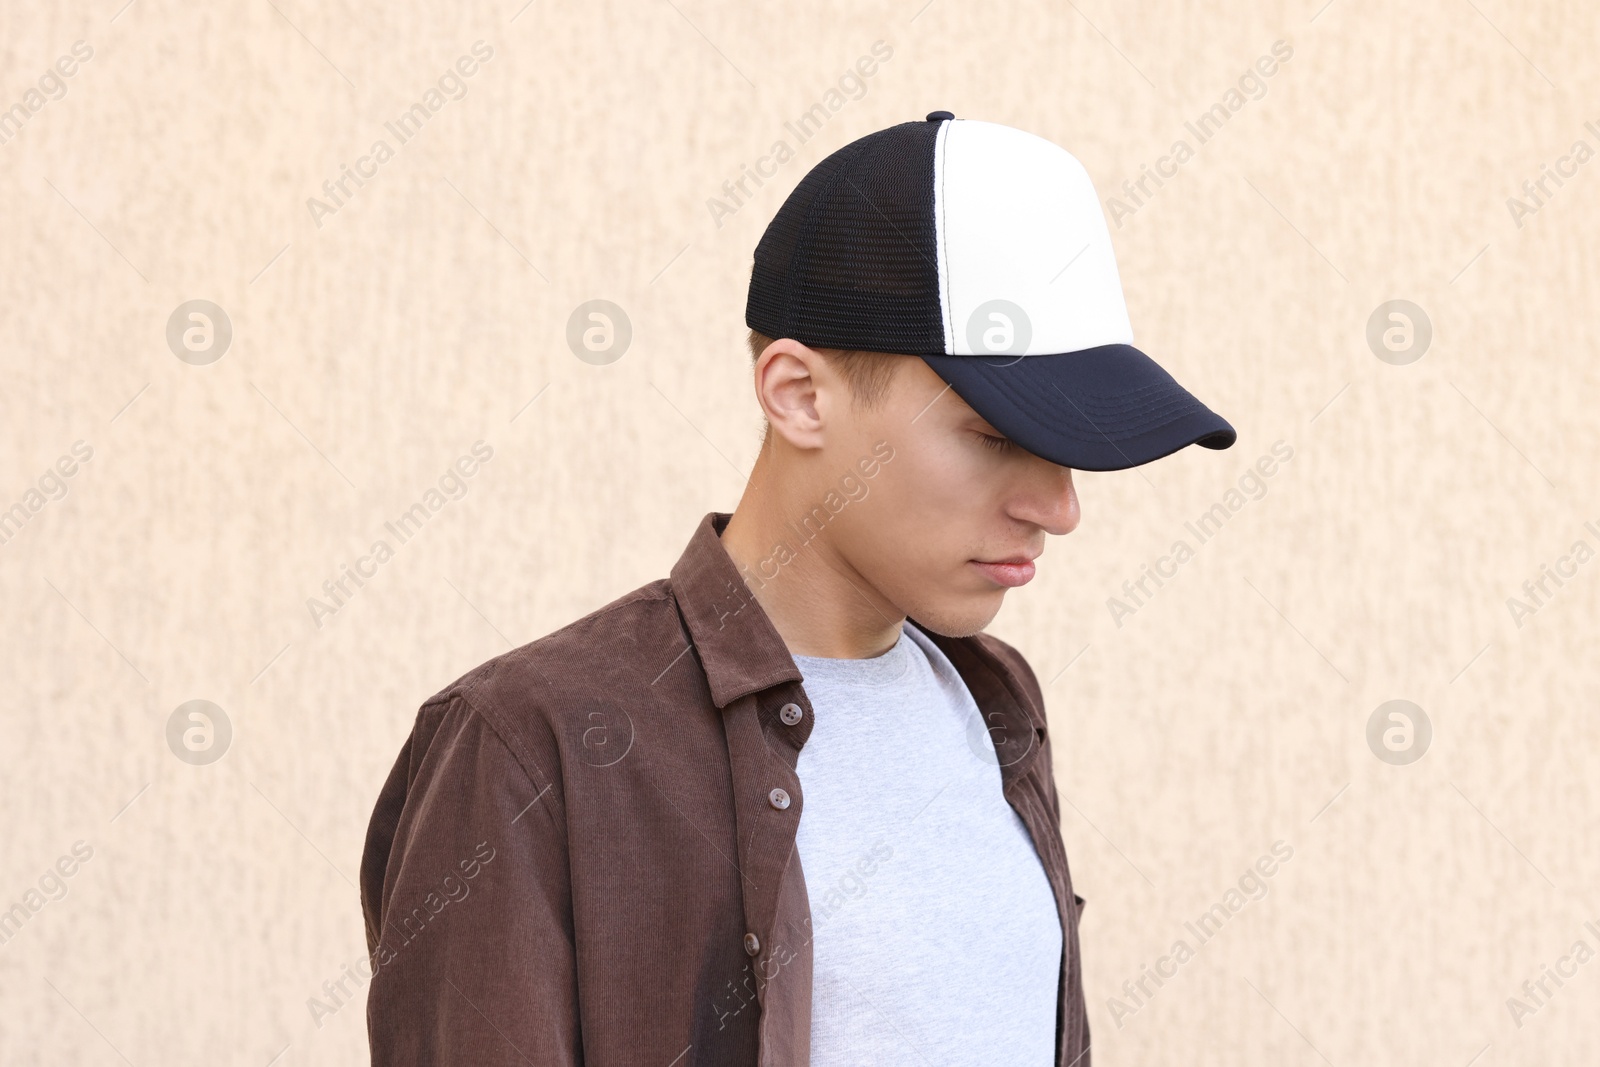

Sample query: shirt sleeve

[360,687,580,1065]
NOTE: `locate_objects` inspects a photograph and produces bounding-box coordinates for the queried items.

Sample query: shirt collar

[669,511,803,708]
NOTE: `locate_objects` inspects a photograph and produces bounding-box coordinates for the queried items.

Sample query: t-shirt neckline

[791,620,918,689]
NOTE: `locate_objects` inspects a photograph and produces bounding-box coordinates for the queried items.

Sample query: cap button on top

[768,787,790,810]
[926,110,954,122]
[779,702,803,726]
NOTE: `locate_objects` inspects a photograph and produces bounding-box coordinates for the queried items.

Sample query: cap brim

[918,343,1236,472]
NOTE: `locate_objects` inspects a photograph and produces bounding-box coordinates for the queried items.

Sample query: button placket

[719,685,810,1048]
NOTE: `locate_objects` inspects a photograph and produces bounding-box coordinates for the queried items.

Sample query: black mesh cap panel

[745,120,946,356]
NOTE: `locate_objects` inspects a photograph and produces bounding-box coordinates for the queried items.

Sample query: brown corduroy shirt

[360,510,1090,1065]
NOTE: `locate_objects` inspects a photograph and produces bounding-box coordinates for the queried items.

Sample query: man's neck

[719,462,904,660]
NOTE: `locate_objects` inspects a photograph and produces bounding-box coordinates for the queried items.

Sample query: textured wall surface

[2,0,1596,1063]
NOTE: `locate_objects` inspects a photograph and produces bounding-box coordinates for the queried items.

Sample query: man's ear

[752,337,836,453]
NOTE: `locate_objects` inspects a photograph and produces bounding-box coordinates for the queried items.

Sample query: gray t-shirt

[792,619,1062,1065]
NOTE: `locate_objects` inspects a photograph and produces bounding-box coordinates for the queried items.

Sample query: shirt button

[768,787,790,810]
[779,703,803,725]
[744,932,761,956]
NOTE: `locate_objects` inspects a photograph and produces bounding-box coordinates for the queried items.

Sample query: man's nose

[1022,464,1080,536]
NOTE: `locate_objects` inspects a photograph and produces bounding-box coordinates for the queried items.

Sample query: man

[360,111,1235,1065]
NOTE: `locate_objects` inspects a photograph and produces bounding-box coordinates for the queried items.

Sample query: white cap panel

[935,119,1135,356]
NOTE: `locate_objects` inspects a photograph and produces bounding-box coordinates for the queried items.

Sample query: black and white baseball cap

[745,111,1237,472]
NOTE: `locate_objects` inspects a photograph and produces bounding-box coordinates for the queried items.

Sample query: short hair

[746,329,904,415]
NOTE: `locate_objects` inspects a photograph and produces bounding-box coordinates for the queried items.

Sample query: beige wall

[3,0,1597,1063]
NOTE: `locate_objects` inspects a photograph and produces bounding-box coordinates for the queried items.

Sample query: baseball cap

[745,111,1237,472]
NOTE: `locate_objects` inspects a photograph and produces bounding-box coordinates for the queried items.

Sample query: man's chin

[904,592,1006,639]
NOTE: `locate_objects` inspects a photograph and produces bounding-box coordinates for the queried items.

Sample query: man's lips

[970,557,1037,587]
